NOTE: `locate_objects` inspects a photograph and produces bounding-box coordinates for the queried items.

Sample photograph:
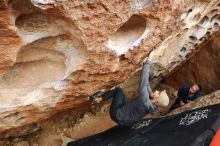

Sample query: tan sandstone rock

[13,141,29,146]
[37,134,62,146]
[0,0,219,137]
[164,31,220,94]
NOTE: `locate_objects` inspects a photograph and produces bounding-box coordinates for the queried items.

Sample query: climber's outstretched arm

[138,60,153,98]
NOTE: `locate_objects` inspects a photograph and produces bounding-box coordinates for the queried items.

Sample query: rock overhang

[0,0,220,137]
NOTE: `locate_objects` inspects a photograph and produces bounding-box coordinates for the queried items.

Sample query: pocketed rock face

[0,0,220,137]
[163,31,220,94]
[148,0,220,87]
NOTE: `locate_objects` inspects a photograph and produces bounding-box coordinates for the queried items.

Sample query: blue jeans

[102,87,128,123]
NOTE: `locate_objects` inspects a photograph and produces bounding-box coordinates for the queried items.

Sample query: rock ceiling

[0,0,219,136]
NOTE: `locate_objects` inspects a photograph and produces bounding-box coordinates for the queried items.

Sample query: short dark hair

[196,84,202,92]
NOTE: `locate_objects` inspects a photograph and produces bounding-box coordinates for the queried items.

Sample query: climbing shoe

[89,89,106,104]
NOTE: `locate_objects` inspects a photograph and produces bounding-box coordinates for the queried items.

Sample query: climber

[169,84,202,112]
[89,59,169,127]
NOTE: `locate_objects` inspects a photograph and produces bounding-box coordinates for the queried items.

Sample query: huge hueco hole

[0,0,85,109]
[106,15,151,55]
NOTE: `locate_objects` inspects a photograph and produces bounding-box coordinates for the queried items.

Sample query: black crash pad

[68,104,220,146]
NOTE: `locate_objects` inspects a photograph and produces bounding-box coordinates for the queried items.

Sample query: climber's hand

[143,57,151,65]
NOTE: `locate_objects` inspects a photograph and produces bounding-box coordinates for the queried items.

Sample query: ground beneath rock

[1,87,220,146]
